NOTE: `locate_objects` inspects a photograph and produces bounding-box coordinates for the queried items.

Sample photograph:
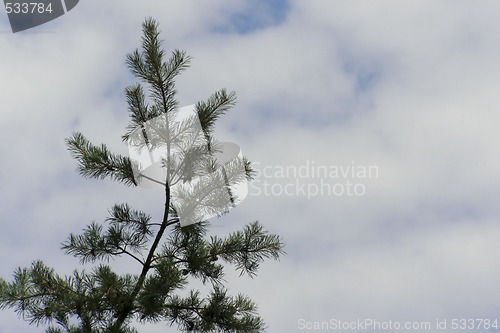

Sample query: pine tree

[0,18,284,333]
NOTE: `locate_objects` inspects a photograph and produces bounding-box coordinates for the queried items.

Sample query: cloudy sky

[2,1,500,332]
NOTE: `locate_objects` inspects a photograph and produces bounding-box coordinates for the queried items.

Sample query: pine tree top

[0,18,284,333]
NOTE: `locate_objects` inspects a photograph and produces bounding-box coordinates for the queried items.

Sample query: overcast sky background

[2,1,500,332]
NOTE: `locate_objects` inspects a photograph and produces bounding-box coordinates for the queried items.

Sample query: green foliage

[196,89,237,137]
[66,133,137,187]
[0,17,284,333]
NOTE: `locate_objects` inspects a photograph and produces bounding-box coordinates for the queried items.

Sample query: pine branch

[164,287,266,332]
[62,216,150,265]
[125,18,191,116]
[107,204,154,238]
[109,181,172,330]
[196,89,237,136]
[66,132,137,186]
[210,221,285,277]
[122,84,163,141]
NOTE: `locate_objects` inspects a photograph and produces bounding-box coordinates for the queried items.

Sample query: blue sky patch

[214,0,289,34]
